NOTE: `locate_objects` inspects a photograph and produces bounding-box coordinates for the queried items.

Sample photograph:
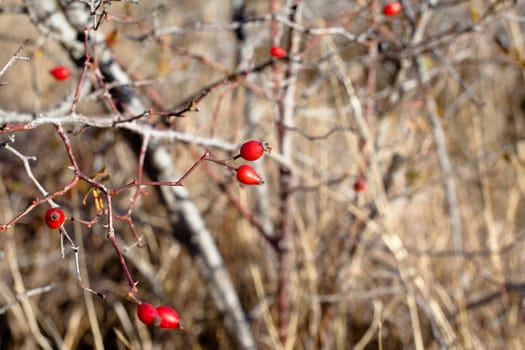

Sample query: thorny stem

[55,123,138,294]
[198,159,278,248]
[0,283,56,315]
[0,137,79,228]
[117,135,151,245]
[1,136,104,297]
[91,41,124,118]
[0,175,79,231]
[111,151,238,194]
[105,193,138,294]
[71,27,91,113]
[4,140,56,203]
[0,39,30,82]
[59,226,105,298]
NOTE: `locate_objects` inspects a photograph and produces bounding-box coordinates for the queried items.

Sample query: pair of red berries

[236,140,270,185]
[45,208,66,229]
[383,1,402,17]
[49,66,71,81]
[137,303,181,329]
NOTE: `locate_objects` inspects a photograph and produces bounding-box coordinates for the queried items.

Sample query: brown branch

[274,2,302,346]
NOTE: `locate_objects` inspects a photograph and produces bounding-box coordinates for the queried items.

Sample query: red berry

[156,305,181,329]
[353,178,366,192]
[137,303,159,326]
[237,165,263,185]
[49,66,71,81]
[270,46,287,58]
[239,140,266,161]
[45,208,65,229]
[382,1,402,17]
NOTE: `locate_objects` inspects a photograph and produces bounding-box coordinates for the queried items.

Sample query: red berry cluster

[137,303,181,329]
[45,208,65,229]
[235,140,271,185]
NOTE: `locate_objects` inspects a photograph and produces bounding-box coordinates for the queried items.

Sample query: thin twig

[0,283,55,315]
[0,39,30,82]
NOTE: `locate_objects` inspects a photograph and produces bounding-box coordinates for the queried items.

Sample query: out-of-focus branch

[412,3,470,347]
[0,283,55,315]
[274,1,302,346]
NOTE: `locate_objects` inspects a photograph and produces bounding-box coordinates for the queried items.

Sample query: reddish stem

[71,27,91,113]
